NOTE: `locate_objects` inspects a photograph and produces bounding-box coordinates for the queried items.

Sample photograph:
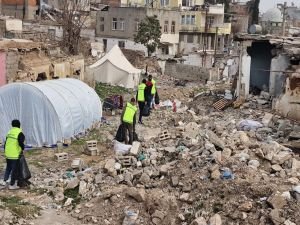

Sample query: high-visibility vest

[151,79,156,95]
[137,83,146,102]
[5,127,22,160]
[123,102,137,124]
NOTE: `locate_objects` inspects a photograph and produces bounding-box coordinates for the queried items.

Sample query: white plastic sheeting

[0,79,102,147]
[88,45,141,89]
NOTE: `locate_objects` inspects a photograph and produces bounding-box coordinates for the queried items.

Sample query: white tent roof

[0,79,102,147]
[90,45,141,74]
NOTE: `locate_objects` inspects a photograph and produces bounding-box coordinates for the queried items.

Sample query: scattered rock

[211,169,221,180]
[238,201,253,212]
[206,130,225,150]
[267,193,287,209]
[269,209,283,225]
[271,164,283,172]
[66,178,79,190]
[248,160,260,169]
[179,193,190,202]
[171,176,179,187]
[126,187,146,202]
[94,173,102,184]
[104,159,117,177]
[139,173,151,184]
[190,217,207,225]
[209,213,222,225]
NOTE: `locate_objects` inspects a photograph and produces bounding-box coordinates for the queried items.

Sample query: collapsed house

[0,78,102,147]
[235,34,300,121]
[0,39,85,86]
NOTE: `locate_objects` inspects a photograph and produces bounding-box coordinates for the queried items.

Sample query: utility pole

[202,2,209,68]
[213,26,218,67]
[279,1,287,36]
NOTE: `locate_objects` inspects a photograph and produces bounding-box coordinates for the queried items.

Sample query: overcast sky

[240,0,300,13]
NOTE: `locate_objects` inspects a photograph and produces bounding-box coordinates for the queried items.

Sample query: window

[100,24,104,32]
[100,17,104,22]
[119,18,125,31]
[160,0,169,6]
[187,34,193,43]
[182,0,192,7]
[186,15,191,25]
[191,15,195,25]
[179,34,184,42]
[112,18,125,31]
[171,21,175,33]
[112,18,117,30]
[164,20,168,33]
[207,16,214,26]
[181,15,185,24]
[118,41,125,48]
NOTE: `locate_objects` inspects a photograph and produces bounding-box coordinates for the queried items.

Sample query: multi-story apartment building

[228,1,250,33]
[0,0,38,20]
[179,3,231,55]
[96,7,180,56]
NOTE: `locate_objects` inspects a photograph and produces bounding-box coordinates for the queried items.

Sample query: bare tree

[59,0,90,55]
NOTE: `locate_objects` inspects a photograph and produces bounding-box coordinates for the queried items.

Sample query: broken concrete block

[248,160,260,169]
[94,174,102,184]
[152,210,165,220]
[71,158,84,171]
[206,130,225,150]
[272,151,292,165]
[262,113,274,127]
[190,217,207,225]
[238,201,253,212]
[139,173,151,184]
[269,209,283,225]
[179,193,190,202]
[212,151,222,164]
[79,181,88,196]
[126,187,146,202]
[211,170,221,180]
[267,193,287,209]
[209,213,222,225]
[292,158,300,171]
[104,159,117,177]
[171,176,179,187]
[222,148,232,160]
[271,164,283,172]
[65,178,79,190]
[160,164,170,175]
[130,141,141,156]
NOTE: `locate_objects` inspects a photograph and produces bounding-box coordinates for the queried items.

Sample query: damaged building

[235,34,300,121]
[0,39,85,86]
[0,0,39,20]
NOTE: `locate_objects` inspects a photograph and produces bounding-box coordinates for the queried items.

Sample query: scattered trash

[238,119,263,131]
[122,208,139,225]
[113,140,132,155]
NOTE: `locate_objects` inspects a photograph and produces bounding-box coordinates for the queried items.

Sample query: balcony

[180,23,231,34]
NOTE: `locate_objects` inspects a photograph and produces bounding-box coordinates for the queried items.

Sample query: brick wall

[165,62,209,81]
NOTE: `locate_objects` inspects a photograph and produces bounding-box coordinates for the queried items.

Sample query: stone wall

[164,62,209,81]
[6,50,19,82]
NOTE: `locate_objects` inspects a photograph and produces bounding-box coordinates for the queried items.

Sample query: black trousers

[123,122,133,145]
[4,159,18,185]
[138,101,145,122]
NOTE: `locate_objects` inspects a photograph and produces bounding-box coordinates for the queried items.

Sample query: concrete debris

[209,213,222,225]
[6,77,300,225]
[126,187,146,202]
[190,217,207,225]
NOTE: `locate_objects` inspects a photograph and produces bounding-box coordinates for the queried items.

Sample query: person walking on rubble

[121,98,137,145]
[148,74,157,109]
[136,79,147,124]
[145,77,153,109]
[0,120,25,190]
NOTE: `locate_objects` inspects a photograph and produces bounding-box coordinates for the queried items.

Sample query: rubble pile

[1,79,299,225]
[25,82,299,224]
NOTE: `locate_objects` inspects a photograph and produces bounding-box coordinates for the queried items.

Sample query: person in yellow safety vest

[148,74,156,109]
[136,79,147,124]
[121,98,137,145]
[0,120,25,190]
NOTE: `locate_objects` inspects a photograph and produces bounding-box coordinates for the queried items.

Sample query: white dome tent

[0,79,102,147]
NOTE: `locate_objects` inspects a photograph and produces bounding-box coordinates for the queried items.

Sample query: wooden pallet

[213,98,234,111]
